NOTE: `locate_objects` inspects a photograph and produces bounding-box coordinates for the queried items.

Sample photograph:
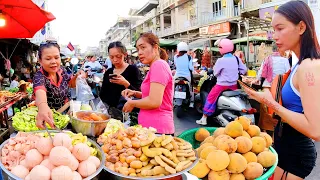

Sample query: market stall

[0,96,278,180]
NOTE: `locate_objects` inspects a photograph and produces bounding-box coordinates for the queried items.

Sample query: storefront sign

[199,26,209,35]
[249,30,273,40]
[309,0,319,8]
[208,22,230,35]
[259,5,279,21]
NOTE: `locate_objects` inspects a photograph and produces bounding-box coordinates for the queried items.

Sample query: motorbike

[194,69,256,127]
[173,77,191,118]
[84,66,103,98]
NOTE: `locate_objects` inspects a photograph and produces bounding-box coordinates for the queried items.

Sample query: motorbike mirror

[93,76,101,83]
[71,58,79,65]
[207,68,214,75]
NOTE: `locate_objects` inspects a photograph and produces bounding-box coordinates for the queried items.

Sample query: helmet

[214,38,234,55]
[85,51,95,58]
[177,42,189,52]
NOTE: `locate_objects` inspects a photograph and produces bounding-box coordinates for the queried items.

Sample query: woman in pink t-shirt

[122,33,174,134]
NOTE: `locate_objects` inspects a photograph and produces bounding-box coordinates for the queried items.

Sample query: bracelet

[36,101,48,107]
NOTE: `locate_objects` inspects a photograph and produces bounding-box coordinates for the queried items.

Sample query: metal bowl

[70,110,110,137]
[0,130,106,180]
[103,150,199,180]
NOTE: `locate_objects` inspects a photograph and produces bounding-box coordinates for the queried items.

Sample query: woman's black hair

[38,41,60,59]
[12,74,18,80]
[177,51,187,57]
[275,0,320,63]
[108,41,127,54]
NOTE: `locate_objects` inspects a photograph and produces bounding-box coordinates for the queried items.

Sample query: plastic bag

[75,76,94,102]
[95,98,109,116]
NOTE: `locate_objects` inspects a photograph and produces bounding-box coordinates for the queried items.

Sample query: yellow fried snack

[161,135,173,146]
[142,146,162,157]
[176,160,191,172]
[140,133,156,146]
[159,155,177,168]
[155,156,177,174]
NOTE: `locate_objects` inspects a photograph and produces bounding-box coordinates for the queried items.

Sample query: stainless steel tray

[0,130,106,180]
[103,150,199,180]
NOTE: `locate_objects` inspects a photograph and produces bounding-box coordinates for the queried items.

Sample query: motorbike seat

[175,77,189,81]
[175,77,189,84]
[221,91,241,97]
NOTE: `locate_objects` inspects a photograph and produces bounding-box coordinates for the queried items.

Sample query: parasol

[0,0,56,38]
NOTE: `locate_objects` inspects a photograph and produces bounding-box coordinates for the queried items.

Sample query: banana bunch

[70,133,97,156]
[198,72,208,88]
[71,133,88,145]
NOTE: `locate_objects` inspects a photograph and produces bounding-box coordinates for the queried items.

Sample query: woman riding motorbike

[196,38,247,125]
[174,42,195,107]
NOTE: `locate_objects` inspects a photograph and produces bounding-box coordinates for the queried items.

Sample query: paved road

[174,108,320,180]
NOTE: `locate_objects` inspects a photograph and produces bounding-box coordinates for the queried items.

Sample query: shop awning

[232,36,272,44]
[159,39,180,47]
[189,38,210,49]
[132,52,138,57]
[193,47,219,52]
[189,35,228,49]
[126,45,136,51]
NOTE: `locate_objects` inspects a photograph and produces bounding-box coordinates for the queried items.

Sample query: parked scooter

[173,77,191,118]
[194,69,256,127]
[84,66,103,98]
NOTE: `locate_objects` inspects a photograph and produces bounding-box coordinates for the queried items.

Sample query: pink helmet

[214,38,234,55]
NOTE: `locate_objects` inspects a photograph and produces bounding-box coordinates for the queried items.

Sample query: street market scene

[0,0,319,179]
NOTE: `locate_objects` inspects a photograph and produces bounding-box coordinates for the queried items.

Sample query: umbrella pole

[0,51,6,60]
[9,39,21,60]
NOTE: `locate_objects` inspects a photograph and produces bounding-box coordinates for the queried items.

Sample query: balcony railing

[241,0,272,11]
[156,26,174,37]
[160,0,175,10]
[198,10,227,26]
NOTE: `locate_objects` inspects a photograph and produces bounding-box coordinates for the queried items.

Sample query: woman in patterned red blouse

[33,40,82,129]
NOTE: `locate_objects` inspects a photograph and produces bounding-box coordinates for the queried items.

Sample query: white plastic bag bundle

[75,76,94,102]
[95,98,109,116]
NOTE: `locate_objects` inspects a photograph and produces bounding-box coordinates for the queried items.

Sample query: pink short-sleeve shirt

[138,60,174,134]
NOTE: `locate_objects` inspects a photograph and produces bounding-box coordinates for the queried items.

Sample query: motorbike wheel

[175,106,184,118]
[194,100,203,114]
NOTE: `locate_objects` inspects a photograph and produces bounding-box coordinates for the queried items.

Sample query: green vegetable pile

[9,87,19,93]
[8,87,33,94]
[27,87,33,94]
[12,106,70,132]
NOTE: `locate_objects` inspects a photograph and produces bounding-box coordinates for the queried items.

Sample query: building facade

[30,0,53,45]
[99,39,107,58]
[101,0,318,61]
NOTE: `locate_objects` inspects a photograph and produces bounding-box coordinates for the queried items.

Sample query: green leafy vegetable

[9,87,19,93]
[12,106,70,132]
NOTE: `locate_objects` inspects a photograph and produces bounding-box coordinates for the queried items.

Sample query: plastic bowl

[178,127,278,180]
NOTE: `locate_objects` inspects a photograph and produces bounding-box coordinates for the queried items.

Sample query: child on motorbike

[174,42,195,107]
[196,38,247,125]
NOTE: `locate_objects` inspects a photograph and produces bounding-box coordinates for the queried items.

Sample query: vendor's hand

[36,104,55,129]
[121,89,135,99]
[123,99,135,113]
[110,74,130,87]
